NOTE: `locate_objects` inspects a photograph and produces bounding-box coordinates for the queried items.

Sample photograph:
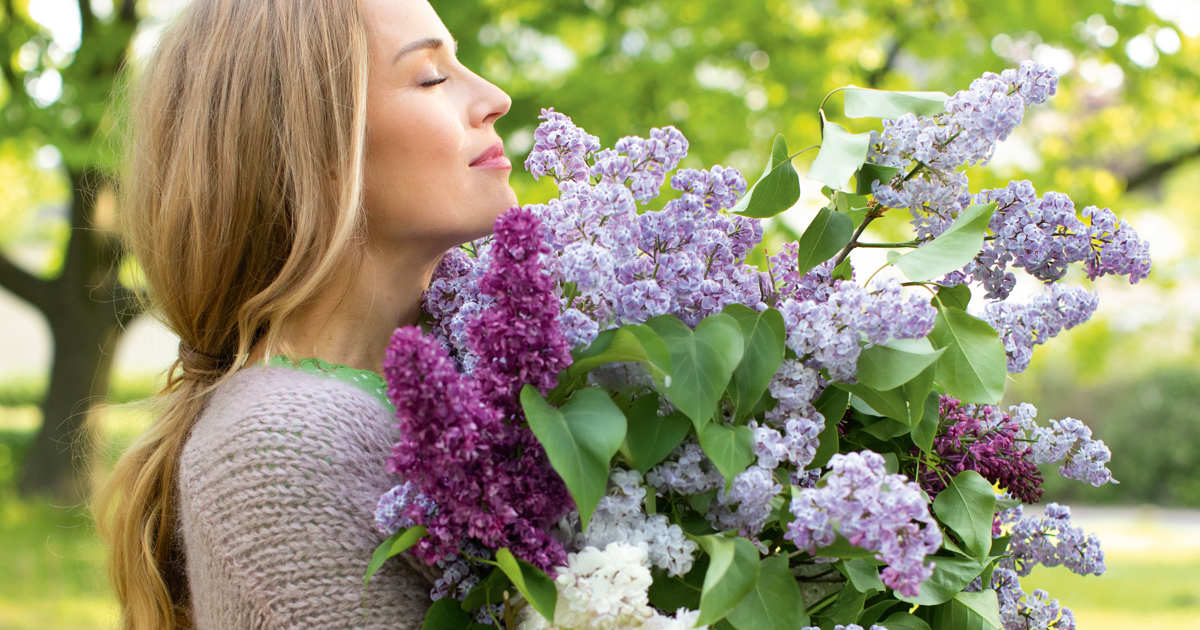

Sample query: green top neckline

[266,355,393,411]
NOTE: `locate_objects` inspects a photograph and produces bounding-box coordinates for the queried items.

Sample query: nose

[469,71,511,127]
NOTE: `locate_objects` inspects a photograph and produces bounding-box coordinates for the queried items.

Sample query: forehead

[361,0,452,54]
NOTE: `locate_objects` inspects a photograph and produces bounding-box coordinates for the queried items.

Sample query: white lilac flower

[579,468,698,577]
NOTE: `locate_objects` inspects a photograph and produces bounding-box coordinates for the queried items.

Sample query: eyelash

[421,76,448,88]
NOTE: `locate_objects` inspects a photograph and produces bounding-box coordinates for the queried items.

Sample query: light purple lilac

[998,504,1106,577]
[785,451,942,597]
[1029,418,1117,487]
[708,465,784,536]
[982,284,1099,373]
[992,567,1077,630]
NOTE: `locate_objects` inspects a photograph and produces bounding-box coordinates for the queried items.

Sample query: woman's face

[361,0,516,253]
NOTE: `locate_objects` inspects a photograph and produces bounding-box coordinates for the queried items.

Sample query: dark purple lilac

[916,396,1044,504]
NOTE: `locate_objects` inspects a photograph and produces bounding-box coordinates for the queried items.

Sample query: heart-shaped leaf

[810,387,849,468]
[699,422,756,486]
[723,305,787,422]
[567,323,671,382]
[841,86,949,119]
[727,555,810,630]
[491,548,558,623]
[645,314,745,430]
[932,471,997,561]
[930,590,1002,630]
[856,338,946,392]
[624,393,691,474]
[928,304,1007,404]
[730,134,802,219]
[696,535,761,626]
[896,555,986,606]
[793,206,855,278]
[891,202,997,282]
[521,386,627,529]
[809,115,872,192]
[856,162,902,195]
[364,526,427,588]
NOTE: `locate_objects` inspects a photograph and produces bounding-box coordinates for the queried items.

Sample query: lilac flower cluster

[785,451,943,597]
[998,504,1106,577]
[869,61,1058,240]
[916,396,1044,503]
[709,465,784,537]
[778,278,936,382]
[646,443,724,496]
[382,208,575,572]
[374,481,435,536]
[962,180,1151,300]
[576,468,698,577]
[1029,417,1116,487]
[526,108,601,183]
[982,284,1100,373]
[992,567,1077,630]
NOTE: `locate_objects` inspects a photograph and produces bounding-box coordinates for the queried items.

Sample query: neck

[272,243,444,374]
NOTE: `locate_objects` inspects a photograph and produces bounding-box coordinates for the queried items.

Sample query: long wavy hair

[92,1,371,627]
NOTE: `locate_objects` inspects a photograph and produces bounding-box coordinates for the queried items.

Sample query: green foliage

[928,302,1007,404]
[490,548,558,623]
[622,393,690,474]
[363,526,427,588]
[521,386,627,529]
[644,313,744,430]
[731,135,802,219]
[726,555,810,630]
[890,202,997,282]
[932,471,997,561]
[695,535,761,626]
[809,117,872,192]
[723,305,786,422]
[792,206,855,278]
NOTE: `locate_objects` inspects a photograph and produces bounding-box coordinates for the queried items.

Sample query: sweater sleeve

[178,367,431,629]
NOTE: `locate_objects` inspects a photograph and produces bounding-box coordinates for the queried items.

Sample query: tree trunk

[17,316,123,501]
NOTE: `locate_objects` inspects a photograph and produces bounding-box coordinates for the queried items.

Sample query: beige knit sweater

[178,365,431,628]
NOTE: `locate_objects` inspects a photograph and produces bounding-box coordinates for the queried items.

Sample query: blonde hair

[93,1,371,627]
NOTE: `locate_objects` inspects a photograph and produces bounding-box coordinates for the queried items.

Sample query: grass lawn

[1,406,1198,629]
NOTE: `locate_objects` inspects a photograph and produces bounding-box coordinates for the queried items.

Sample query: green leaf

[567,323,672,383]
[491,548,558,623]
[811,387,848,468]
[910,391,941,454]
[856,162,902,195]
[696,536,762,626]
[856,338,946,392]
[891,202,997,282]
[727,555,810,630]
[699,422,756,486]
[792,206,855,278]
[836,382,909,424]
[460,568,509,612]
[731,134,802,218]
[646,313,745,430]
[928,304,1007,404]
[931,590,1002,630]
[724,305,787,422]
[902,364,937,428]
[821,583,868,626]
[897,555,987,606]
[809,116,872,192]
[421,598,474,629]
[932,471,997,560]
[880,612,935,630]
[521,387,627,529]
[840,557,885,594]
[813,532,879,560]
[936,284,972,310]
[832,257,854,280]
[363,526,427,588]
[841,86,950,119]
[624,393,691,474]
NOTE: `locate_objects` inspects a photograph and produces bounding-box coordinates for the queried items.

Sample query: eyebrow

[392,37,458,64]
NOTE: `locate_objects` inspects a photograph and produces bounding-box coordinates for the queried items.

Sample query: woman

[94,0,516,627]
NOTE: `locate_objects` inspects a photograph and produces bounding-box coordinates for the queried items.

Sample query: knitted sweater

[178,365,432,629]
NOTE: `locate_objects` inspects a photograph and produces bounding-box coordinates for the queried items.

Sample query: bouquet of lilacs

[363,60,1149,630]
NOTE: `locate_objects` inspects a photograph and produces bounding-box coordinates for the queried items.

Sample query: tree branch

[866,35,905,89]
[118,0,137,24]
[1124,143,1200,192]
[0,251,52,313]
[77,0,96,33]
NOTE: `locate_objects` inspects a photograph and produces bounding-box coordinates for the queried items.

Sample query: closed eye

[421,76,448,88]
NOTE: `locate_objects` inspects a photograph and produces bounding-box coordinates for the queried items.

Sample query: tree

[1,0,141,500]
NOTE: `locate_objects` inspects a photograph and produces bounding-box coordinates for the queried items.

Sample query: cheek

[364,102,464,234]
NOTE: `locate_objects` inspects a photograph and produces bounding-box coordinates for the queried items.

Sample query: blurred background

[1,0,1197,627]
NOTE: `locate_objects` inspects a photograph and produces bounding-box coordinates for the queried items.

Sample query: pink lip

[470,142,510,169]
